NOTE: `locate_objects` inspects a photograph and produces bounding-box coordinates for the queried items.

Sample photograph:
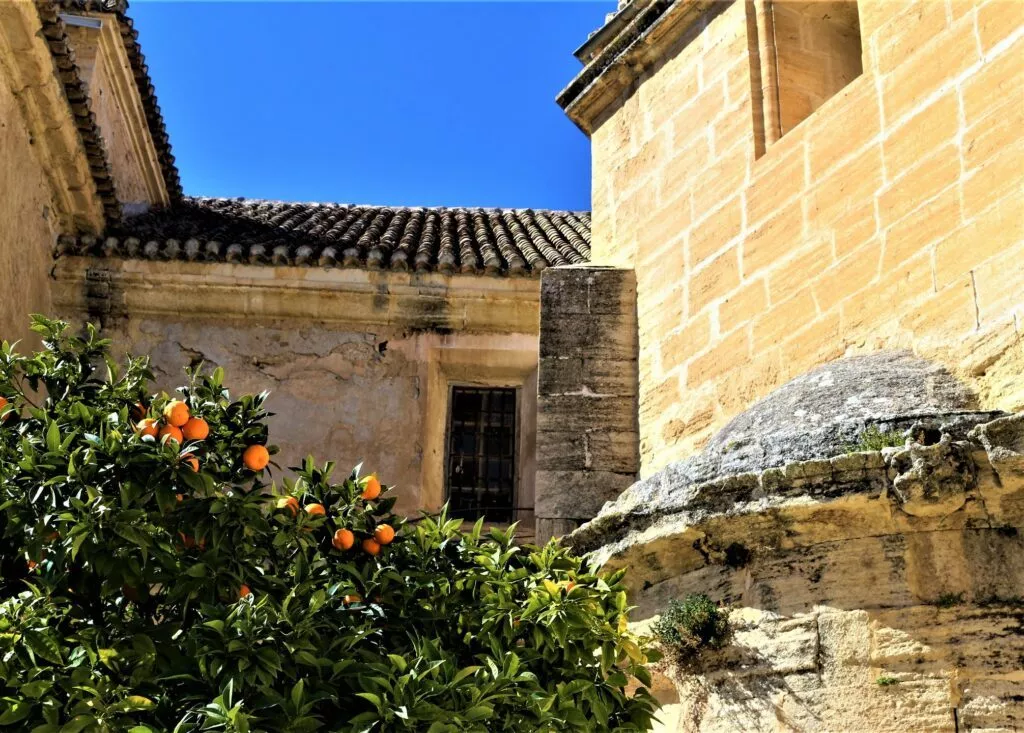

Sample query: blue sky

[131,2,613,210]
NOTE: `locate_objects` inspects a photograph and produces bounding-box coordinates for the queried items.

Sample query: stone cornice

[556,0,719,136]
[0,0,105,232]
[51,256,542,334]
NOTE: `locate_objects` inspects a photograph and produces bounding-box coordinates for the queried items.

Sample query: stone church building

[1,0,1023,730]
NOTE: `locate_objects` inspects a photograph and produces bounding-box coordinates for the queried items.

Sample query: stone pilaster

[535,266,639,544]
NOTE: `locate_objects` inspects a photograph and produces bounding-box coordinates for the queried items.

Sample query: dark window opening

[445,386,517,523]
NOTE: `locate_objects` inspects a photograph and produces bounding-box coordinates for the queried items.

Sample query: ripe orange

[130,401,147,421]
[276,496,299,515]
[243,444,270,471]
[361,475,382,501]
[333,528,355,550]
[343,594,362,605]
[163,400,190,427]
[137,418,159,438]
[239,584,251,599]
[182,417,209,441]
[0,395,10,422]
[159,424,183,444]
[305,503,326,517]
[181,453,199,472]
[27,559,37,571]
[566,581,576,591]
[362,538,381,556]
[176,493,184,503]
[373,524,395,545]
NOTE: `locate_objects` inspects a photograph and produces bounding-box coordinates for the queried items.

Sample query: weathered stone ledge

[567,413,1024,584]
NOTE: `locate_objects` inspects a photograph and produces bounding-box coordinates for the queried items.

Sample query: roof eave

[557,0,719,136]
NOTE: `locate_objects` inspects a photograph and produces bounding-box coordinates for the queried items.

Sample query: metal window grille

[445,386,517,523]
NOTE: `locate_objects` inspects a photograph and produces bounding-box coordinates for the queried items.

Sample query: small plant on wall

[0,316,659,732]
[651,593,733,667]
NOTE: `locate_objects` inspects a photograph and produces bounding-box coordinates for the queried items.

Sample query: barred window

[445,386,517,523]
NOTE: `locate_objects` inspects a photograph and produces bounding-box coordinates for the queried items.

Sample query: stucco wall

[589,0,1024,475]
[53,259,542,522]
[0,40,58,346]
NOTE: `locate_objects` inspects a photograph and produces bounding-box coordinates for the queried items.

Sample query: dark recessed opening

[445,386,517,523]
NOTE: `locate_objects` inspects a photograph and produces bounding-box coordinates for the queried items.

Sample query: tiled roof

[46,0,183,210]
[57,197,592,277]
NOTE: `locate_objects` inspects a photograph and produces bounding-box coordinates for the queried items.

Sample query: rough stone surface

[535,266,639,544]
[568,371,1024,731]
[569,352,1005,551]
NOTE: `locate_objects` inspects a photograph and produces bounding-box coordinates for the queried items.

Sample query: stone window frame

[420,343,538,534]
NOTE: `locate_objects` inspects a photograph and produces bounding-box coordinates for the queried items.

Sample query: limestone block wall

[52,258,542,521]
[535,266,639,543]
[0,2,105,346]
[0,62,57,347]
[589,0,1024,475]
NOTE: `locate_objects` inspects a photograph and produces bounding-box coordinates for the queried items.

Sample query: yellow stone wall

[590,0,1024,475]
[0,1,103,347]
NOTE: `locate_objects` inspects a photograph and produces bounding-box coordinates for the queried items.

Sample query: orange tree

[0,317,659,732]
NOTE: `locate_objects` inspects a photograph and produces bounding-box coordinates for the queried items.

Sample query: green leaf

[354,692,382,710]
[22,630,62,665]
[45,421,60,453]
[0,700,32,726]
[59,715,96,733]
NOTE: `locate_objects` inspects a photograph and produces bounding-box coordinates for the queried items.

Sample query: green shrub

[934,592,965,608]
[0,316,659,732]
[846,426,905,453]
[650,594,731,666]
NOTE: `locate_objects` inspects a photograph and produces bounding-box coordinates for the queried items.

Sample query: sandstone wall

[590,0,1024,475]
[0,2,105,346]
[571,410,1024,732]
[0,59,57,346]
[53,258,542,522]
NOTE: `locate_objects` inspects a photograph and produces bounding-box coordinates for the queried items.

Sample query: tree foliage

[0,317,658,732]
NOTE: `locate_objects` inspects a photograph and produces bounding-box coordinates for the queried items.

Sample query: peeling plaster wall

[101,317,540,519]
[118,319,423,508]
[0,47,58,346]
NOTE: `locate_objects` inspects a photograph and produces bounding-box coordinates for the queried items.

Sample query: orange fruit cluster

[134,400,209,460]
[135,401,209,478]
[274,474,395,557]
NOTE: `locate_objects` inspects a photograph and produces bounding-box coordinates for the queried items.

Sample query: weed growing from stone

[846,425,906,453]
[652,594,732,666]
[876,676,899,687]
[935,592,965,608]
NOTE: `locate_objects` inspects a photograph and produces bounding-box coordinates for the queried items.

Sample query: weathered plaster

[52,257,542,522]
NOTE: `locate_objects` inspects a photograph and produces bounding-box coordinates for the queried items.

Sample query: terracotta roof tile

[57,197,592,277]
